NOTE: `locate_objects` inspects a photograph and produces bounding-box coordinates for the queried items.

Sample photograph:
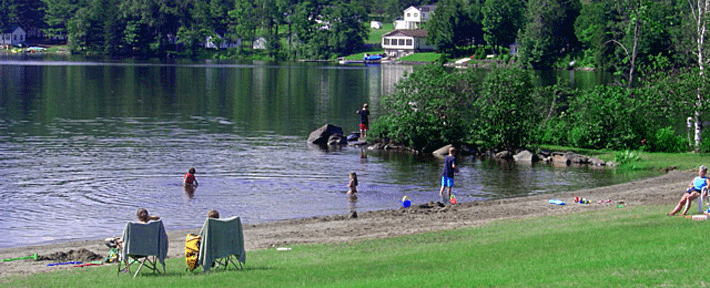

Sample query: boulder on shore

[513,150,539,163]
[308,124,344,145]
[433,144,453,157]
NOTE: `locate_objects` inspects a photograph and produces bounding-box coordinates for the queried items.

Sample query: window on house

[383,39,390,45]
[398,39,405,46]
[414,13,418,17]
[406,13,410,17]
[406,39,412,46]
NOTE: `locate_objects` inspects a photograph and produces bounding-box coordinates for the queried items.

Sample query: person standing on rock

[356,103,370,139]
[439,147,458,204]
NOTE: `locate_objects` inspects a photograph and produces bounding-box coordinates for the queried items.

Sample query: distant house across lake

[381,29,434,58]
[1,26,26,47]
[385,5,437,58]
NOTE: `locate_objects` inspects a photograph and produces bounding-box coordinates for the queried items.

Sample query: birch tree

[688,0,710,151]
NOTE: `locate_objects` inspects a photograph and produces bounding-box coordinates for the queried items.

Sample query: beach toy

[401,196,411,208]
[692,215,708,221]
[47,261,81,267]
[549,199,565,205]
[2,253,38,262]
[74,261,104,268]
[449,194,457,205]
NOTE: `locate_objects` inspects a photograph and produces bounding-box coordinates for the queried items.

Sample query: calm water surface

[0,55,654,248]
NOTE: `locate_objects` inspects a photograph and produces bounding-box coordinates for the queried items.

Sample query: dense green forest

[0,0,706,71]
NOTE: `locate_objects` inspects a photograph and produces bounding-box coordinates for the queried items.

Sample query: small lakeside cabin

[382,29,435,59]
[1,26,26,48]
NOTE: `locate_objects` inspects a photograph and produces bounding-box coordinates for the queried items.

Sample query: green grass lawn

[4,204,708,287]
[366,23,394,44]
[396,52,441,63]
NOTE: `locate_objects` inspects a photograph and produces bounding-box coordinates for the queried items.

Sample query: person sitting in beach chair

[668,165,710,216]
[117,216,169,278]
[197,216,245,272]
[185,210,221,271]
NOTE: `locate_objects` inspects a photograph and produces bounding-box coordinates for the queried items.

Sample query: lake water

[0,55,654,248]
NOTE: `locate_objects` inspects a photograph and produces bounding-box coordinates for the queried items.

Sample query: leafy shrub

[565,85,641,150]
[700,128,710,153]
[645,127,687,153]
[615,150,641,169]
[471,69,542,150]
[374,65,478,151]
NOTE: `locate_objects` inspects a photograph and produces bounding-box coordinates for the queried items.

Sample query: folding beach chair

[197,216,246,272]
[117,220,169,278]
[698,186,710,213]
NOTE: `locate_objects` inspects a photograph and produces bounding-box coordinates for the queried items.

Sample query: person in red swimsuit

[183,167,199,187]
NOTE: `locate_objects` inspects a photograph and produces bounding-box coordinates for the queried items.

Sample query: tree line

[1,0,706,72]
[1,0,410,59]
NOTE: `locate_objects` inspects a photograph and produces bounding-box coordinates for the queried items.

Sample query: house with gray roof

[381,29,434,58]
[1,26,26,46]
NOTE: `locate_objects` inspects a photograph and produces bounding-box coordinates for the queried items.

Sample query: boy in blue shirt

[439,147,458,204]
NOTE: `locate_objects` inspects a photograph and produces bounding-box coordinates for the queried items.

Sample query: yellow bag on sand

[185,234,201,271]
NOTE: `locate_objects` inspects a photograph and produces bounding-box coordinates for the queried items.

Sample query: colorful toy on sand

[401,196,411,208]
[2,253,38,262]
[449,194,457,204]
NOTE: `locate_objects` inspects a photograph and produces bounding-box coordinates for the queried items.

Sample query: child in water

[184,167,198,187]
[347,172,358,195]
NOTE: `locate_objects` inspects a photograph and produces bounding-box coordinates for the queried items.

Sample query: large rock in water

[433,144,453,157]
[308,124,344,145]
[513,150,539,163]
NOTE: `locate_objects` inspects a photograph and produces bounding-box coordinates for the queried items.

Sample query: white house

[204,34,241,49]
[381,29,434,58]
[1,26,26,46]
[395,5,437,29]
[370,21,382,29]
[253,37,267,50]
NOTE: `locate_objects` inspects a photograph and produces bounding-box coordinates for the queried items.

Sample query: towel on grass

[121,220,169,267]
[198,216,245,272]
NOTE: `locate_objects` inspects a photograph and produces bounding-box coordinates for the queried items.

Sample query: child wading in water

[347,172,358,195]
[184,167,199,187]
[439,147,458,204]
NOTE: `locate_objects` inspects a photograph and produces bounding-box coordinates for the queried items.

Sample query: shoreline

[0,170,692,278]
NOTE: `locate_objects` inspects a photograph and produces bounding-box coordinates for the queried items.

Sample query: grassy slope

[4,204,708,287]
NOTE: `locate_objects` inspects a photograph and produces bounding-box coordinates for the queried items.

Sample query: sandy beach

[0,169,692,279]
